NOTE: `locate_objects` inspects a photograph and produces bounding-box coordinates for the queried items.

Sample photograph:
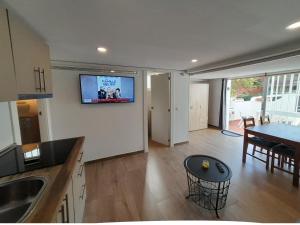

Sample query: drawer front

[74,151,84,174]
[72,150,86,222]
[73,167,86,222]
[55,181,75,223]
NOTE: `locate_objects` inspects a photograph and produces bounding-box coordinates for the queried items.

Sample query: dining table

[243,123,300,187]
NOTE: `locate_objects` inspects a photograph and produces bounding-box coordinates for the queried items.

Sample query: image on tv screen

[80,74,135,104]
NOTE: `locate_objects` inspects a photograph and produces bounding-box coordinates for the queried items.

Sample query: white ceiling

[3,0,300,71]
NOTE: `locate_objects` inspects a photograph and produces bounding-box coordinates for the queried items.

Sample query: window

[273,76,278,93]
[285,75,291,93]
[278,76,283,93]
[292,74,299,93]
[267,78,272,95]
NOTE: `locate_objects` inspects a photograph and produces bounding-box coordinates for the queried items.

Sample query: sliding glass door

[225,72,300,134]
[265,73,300,126]
[226,76,264,134]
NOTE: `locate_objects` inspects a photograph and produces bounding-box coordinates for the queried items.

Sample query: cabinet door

[8,11,45,95]
[65,179,75,223]
[74,165,86,222]
[73,151,86,223]
[0,8,17,101]
[199,84,209,129]
[37,42,52,94]
[55,180,75,223]
[189,83,209,131]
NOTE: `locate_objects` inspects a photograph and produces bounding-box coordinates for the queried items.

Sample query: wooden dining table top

[243,123,300,187]
[245,123,300,145]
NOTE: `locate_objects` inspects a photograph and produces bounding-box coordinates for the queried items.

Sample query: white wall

[48,69,144,162]
[173,72,189,144]
[0,102,14,151]
[208,79,222,127]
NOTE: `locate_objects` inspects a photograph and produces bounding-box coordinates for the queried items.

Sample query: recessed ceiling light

[286,21,300,30]
[110,70,115,73]
[191,59,198,63]
[97,47,107,53]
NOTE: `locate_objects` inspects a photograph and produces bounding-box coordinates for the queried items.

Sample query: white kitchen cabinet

[72,150,86,223]
[37,42,52,94]
[55,180,75,223]
[8,9,52,97]
[54,149,86,223]
[0,8,17,101]
[189,83,209,131]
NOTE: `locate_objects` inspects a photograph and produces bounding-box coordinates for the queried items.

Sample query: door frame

[143,71,174,150]
[225,76,267,132]
[37,99,52,142]
[9,99,52,145]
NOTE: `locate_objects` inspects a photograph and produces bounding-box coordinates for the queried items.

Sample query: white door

[189,83,209,131]
[37,99,50,142]
[151,74,170,146]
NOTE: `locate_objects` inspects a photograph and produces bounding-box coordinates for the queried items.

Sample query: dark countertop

[0,136,85,222]
[0,137,79,178]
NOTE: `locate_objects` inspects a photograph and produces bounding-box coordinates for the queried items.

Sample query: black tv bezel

[79,74,135,104]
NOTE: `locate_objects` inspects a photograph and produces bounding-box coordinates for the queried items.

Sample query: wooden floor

[83,128,300,222]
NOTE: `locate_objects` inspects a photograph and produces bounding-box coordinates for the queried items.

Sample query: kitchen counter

[0,136,85,222]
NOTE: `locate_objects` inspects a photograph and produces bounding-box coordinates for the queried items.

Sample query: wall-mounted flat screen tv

[79,74,135,104]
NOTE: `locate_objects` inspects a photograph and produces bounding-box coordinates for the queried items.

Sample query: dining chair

[243,117,278,170]
[271,144,296,175]
[260,115,270,125]
[260,114,284,166]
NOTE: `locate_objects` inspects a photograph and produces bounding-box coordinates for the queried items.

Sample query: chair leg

[252,145,256,156]
[281,156,285,168]
[266,150,270,170]
[288,157,292,168]
[271,151,275,173]
[277,154,281,167]
[260,147,263,153]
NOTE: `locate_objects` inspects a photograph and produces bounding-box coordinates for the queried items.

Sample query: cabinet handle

[80,184,86,200]
[34,67,41,91]
[63,195,70,223]
[78,152,83,162]
[58,204,65,223]
[40,68,46,92]
[77,164,84,177]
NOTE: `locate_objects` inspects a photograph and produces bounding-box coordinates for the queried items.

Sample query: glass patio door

[225,72,300,134]
[226,76,264,134]
[265,73,300,126]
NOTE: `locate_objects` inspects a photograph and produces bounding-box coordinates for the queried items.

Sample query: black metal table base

[185,194,221,218]
[184,155,232,218]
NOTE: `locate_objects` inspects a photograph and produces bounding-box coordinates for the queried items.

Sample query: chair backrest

[260,115,270,125]
[243,117,255,128]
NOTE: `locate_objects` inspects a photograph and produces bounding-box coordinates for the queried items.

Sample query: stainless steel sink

[0,176,47,223]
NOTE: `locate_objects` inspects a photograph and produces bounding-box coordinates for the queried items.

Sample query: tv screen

[79,74,135,104]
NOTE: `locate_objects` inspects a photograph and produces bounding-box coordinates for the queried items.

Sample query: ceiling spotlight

[286,21,300,30]
[97,47,107,53]
[110,70,115,73]
[191,59,198,63]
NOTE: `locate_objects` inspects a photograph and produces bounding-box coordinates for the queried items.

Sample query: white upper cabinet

[37,42,52,94]
[8,9,52,97]
[0,7,52,101]
[0,8,17,101]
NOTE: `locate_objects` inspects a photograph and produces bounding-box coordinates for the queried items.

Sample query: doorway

[15,99,50,145]
[147,72,171,146]
[16,100,41,144]
[226,76,264,134]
